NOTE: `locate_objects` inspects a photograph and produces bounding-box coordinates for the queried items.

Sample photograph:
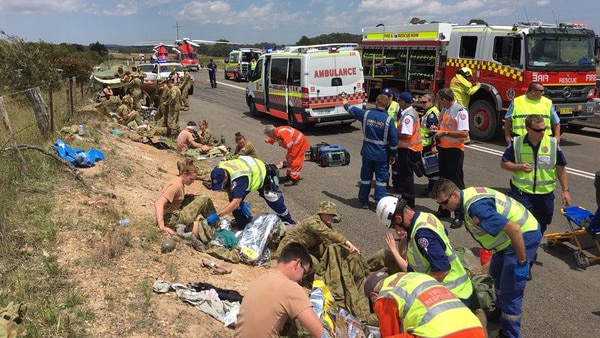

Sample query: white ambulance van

[245,43,364,129]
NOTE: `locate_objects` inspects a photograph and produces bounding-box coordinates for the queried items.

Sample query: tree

[410,17,427,24]
[89,41,108,56]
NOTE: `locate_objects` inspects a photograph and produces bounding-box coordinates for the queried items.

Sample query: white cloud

[535,0,551,6]
[0,0,83,14]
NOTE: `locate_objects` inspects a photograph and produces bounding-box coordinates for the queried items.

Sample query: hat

[210,167,227,191]
[396,92,413,104]
[363,270,389,297]
[317,201,338,216]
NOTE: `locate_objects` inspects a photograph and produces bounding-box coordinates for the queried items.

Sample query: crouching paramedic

[207,156,295,228]
[364,271,486,338]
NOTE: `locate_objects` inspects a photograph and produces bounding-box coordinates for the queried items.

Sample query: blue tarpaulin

[53,139,105,167]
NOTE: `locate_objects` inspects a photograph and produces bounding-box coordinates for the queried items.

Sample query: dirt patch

[51,111,269,337]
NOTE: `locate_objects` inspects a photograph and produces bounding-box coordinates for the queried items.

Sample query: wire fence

[0,75,92,149]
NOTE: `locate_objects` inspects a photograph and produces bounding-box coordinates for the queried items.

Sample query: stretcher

[544,205,600,268]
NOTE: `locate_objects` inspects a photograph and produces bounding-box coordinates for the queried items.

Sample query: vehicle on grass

[245,43,364,129]
[361,22,598,140]
[225,48,263,81]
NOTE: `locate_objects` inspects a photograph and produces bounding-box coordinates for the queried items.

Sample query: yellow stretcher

[544,205,600,268]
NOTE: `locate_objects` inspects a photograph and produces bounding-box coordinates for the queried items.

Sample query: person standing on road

[504,81,561,144]
[501,114,571,236]
[167,78,181,137]
[381,88,399,120]
[374,196,473,305]
[431,178,541,338]
[234,242,324,338]
[207,59,217,88]
[179,68,193,111]
[264,124,310,186]
[363,271,486,338]
[434,88,469,229]
[419,94,441,192]
[343,94,398,209]
[392,92,422,208]
[208,156,296,229]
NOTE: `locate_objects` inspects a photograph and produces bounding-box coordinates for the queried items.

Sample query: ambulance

[225,48,263,81]
[245,43,364,129]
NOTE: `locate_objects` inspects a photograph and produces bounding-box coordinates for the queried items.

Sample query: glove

[514,262,529,282]
[206,213,219,226]
[240,201,252,218]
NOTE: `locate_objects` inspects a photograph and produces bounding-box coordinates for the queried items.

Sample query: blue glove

[241,201,252,218]
[206,213,219,226]
[514,262,529,282]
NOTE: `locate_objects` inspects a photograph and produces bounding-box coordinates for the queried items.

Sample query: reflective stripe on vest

[278,126,303,148]
[511,95,553,136]
[363,111,392,147]
[397,107,423,151]
[379,273,476,335]
[462,187,539,251]
[407,213,472,300]
[218,156,266,191]
[438,102,467,150]
[421,106,440,147]
[511,135,557,194]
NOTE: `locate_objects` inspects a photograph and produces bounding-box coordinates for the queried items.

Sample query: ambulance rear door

[305,50,364,121]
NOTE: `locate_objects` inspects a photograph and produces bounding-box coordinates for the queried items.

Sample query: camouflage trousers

[367,248,405,275]
[164,193,216,227]
[167,105,180,134]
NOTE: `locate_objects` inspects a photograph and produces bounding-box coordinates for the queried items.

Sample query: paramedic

[364,271,486,338]
[208,156,295,228]
[420,94,440,192]
[343,94,398,209]
[431,178,541,338]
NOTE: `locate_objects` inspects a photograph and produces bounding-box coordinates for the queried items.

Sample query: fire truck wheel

[469,100,498,141]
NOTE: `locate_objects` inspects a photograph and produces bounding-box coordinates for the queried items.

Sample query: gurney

[544,205,600,268]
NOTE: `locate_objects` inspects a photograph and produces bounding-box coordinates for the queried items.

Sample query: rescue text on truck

[361,22,598,141]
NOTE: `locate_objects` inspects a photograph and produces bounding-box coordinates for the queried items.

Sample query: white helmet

[376,196,406,228]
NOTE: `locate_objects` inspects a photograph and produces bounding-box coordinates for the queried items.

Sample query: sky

[1,0,599,46]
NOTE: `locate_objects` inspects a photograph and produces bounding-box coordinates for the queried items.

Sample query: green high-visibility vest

[420,106,440,146]
[462,187,539,251]
[510,95,553,136]
[511,135,557,194]
[218,156,266,191]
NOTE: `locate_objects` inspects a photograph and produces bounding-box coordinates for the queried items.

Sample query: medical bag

[309,142,350,167]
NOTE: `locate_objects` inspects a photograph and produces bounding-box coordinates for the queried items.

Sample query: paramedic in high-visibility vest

[431,178,542,338]
[501,114,571,235]
[449,67,480,108]
[504,81,561,145]
[207,156,296,229]
[419,94,440,192]
[263,125,310,186]
[363,271,486,338]
[375,196,473,305]
[392,92,422,208]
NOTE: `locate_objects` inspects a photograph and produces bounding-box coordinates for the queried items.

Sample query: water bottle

[78,124,85,136]
[117,218,130,226]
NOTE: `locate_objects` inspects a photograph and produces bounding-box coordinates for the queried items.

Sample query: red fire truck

[361,22,598,140]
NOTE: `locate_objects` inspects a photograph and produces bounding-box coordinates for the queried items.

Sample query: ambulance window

[230,53,239,63]
[287,59,301,86]
[459,36,477,58]
[255,59,263,76]
[271,59,288,85]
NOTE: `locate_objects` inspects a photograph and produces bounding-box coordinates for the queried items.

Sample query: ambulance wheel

[288,112,305,130]
[574,251,589,268]
[469,100,498,141]
[249,100,259,116]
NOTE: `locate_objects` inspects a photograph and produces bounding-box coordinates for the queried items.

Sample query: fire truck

[361,22,598,140]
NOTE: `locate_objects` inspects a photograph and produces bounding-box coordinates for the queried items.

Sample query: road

[181,70,600,338]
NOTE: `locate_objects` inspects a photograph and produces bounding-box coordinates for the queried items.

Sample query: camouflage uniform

[127,75,143,109]
[276,201,347,272]
[167,84,181,135]
[163,193,217,227]
[179,69,192,110]
[197,127,215,146]
[115,95,142,128]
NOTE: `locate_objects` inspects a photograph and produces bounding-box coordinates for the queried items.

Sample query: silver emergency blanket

[238,214,283,264]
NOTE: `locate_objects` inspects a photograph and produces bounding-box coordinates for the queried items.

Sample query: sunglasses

[438,189,456,206]
[528,126,546,133]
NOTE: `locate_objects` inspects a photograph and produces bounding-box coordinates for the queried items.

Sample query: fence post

[0,96,28,168]
[70,77,75,117]
[26,87,51,137]
[49,87,54,132]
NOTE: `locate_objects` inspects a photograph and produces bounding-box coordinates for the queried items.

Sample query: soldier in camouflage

[179,68,193,111]
[167,78,181,136]
[276,201,360,273]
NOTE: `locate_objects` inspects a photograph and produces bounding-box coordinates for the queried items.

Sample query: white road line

[465,144,596,180]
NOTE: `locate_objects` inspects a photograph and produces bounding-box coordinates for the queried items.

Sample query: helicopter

[174,38,200,71]
[151,43,172,64]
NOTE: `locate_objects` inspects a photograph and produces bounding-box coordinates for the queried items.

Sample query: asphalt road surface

[181,70,600,338]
